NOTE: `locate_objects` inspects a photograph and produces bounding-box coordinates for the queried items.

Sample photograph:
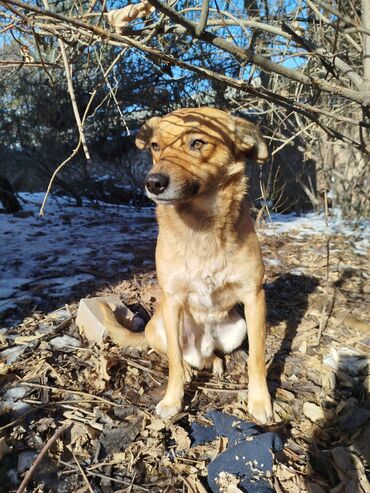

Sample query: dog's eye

[190,139,205,150]
[151,142,160,151]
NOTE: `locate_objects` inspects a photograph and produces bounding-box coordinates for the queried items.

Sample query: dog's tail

[99,301,148,349]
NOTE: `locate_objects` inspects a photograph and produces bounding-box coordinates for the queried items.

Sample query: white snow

[264,258,281,267]
[0,385,31,416]
[258,210,369,242]
[0,193,157,322]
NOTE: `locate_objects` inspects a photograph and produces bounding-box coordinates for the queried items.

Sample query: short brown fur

[102,107,272,423]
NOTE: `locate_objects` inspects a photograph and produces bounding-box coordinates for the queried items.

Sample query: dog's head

[136,107,268,204]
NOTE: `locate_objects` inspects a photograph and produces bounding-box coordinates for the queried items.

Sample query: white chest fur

[166,249,239,320]
[187,266,234,317]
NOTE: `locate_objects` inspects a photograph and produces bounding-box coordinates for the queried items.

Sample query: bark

[362,0,370,81]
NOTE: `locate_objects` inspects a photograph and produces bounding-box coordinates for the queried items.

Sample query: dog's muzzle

[145,173,169,195]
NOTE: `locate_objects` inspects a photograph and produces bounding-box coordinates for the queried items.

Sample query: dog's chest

[182,257,239,317]
[188,269,227,307]
[159,229,244,318]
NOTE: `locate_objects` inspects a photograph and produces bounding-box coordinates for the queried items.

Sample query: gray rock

[0,346,27,364]
[303,402,325,422]
[17,450,37,474]
[49,335,81,351]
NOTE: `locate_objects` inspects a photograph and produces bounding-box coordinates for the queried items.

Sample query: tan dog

[102,107,272,424]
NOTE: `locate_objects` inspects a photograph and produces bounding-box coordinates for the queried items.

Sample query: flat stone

[49,335,81,351]
[76,296,142,345]
[303,402,325,422]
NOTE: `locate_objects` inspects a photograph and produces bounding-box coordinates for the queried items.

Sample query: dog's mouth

[146,181,200,205]
[151,196,181,204]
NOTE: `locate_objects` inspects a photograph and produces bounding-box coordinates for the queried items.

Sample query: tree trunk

[0,176,22,213]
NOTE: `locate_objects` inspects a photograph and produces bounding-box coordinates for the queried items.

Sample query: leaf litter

[0,201,369,492]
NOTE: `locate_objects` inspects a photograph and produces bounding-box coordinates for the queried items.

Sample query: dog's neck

[157,172,250,245]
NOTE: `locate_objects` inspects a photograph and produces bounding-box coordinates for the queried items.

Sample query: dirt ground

[0,224,369,493]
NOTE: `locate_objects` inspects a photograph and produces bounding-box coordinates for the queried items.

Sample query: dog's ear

[135,117,162,150]
[233,117,268,164]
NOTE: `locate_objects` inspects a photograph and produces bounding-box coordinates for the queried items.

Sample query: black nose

[145,173,169,195]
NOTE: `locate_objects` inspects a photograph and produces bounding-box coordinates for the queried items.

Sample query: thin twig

[196,0,209,36]
[39,140,82,216]
[17,381,136,408]
[42,0,90,160]
[362,0,370,80]
[317,189,333,343]
[71,450,95,493]
[39,47,128,216]
[311,0,370,36]
[16,422,71,493]
[38,0,91,216]
[32,26,54,85]
[58,460,150,490]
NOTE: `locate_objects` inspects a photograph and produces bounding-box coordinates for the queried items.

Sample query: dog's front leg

[156,295,185,419]
[243,288,273,424]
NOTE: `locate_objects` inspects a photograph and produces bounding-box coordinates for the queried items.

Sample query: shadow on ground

[307,356,370,492]
[265,273,320,391]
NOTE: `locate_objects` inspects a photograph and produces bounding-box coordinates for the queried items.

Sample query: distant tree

[0,0,369,217]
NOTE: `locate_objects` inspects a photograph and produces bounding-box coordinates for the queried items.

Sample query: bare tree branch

[362,0,370,81]
[1,0,369,217]
[196,0,209,36]
[41,0,90,160]
[2,0,369,107]
[147,0,368,105]
[312,0,370,36]
[281,22,364,90]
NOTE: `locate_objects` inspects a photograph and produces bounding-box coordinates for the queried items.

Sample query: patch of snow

[259,209,370,242]
[1,193,368,327]
[38,274,96,294]
[0,193,158,324]
[17,450,37,474]
[0,278,31,300]
[0,385,32,416]
[5,385,30,400]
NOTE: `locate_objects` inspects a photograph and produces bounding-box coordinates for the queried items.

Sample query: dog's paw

[156,399,182,420]
[248,391,273,424]
[212,356,224,378]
